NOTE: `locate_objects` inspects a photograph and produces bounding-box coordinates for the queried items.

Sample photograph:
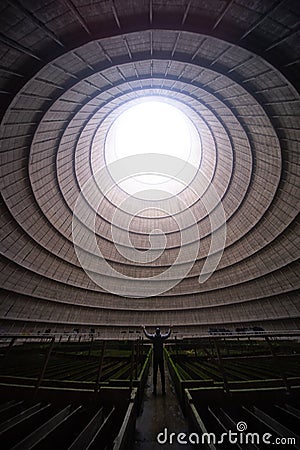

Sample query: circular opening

[105,98,201,199]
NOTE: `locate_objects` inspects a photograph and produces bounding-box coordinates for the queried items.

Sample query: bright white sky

[105,99,200,196]
[113,101,191,159]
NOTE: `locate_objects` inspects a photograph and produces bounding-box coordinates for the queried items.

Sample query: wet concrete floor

[132,364,194,449]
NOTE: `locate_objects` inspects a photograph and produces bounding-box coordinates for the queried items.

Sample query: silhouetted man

[142,326,171,395]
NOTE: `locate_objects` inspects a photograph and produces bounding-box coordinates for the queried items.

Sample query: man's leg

[153,358,158,395]
[158,358,166,394]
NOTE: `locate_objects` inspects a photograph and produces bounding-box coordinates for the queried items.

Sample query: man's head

[156,327,160,335]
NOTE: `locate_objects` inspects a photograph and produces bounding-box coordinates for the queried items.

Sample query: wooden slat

[86,406,115,450]
[185,391,217,450]
[219,408,259,450]
[0,403,49,434]
[0,400,19,413]
[0,401,24,421]
[68,407,104,450]
[113,401,135,450]
[243,406,300,450]
[11,405,74,450]
[284,404,300,419]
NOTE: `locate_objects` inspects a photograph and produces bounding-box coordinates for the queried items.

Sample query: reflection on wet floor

[133,365,194,450]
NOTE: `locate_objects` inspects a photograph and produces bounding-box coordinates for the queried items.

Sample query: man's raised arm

[162,327,172,339]
[141,326,153,339]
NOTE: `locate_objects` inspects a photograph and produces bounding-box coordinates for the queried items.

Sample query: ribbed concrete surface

[0,0,299,336]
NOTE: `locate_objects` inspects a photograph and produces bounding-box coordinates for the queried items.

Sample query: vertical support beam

[214,339,230,394]
[212,0,234,30]
[141,335,144,356]
[208,337,214,358]
[1,337,16,365]
[224,337,230,356]
[265,336,290,394]
[129,340,135,396]
[149,0,153,25]
[88,335,94,357]
[135,338,140,379]
[248,336,254,354]
[94,340,106,392]
[34,336,55,394]
[175,335,178,360]
[203,339,214,359]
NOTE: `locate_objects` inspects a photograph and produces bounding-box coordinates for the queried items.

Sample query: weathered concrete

[0,0,299,336]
